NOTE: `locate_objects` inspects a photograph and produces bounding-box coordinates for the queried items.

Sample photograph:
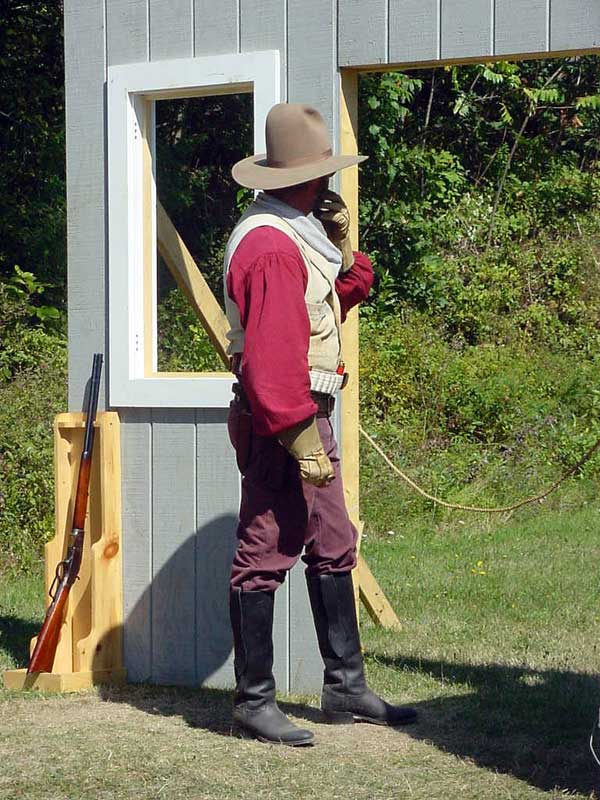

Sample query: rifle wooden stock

[27,354,103,675]
[27,583,70,674]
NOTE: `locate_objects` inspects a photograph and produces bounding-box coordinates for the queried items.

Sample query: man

[225,103,417,746]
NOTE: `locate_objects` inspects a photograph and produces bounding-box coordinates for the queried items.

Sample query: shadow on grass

[374,653,600,797]
[97,682,322,740]
[0,615,39,668]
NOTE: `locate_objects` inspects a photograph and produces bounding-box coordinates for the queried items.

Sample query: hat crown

[265,103,332,169]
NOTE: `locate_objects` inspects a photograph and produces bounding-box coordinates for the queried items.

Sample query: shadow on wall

[119,512,239,688]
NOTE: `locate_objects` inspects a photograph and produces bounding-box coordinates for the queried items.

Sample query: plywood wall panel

[272,581,291,691]
[149,0,194,60]
[107,0,148,64]
[551,0,600,51]
[495,0,548,55]
[105,0,151,687]
[389,0,440,64]
[440,0,493,60]
[338,0,387,67]
[287,0,337,138]
[64,0,107,411]
[240,0,286,97]
[194,409,239,688]
[194,0,239,55]
[289,565,322,693]
[151,410,197,684]
[120,409,153,682]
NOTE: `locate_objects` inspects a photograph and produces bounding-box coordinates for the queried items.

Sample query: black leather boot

[306,572,417,726]
[229,588,314,745]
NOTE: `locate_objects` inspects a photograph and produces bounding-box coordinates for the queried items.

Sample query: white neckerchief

[253,191,343,276]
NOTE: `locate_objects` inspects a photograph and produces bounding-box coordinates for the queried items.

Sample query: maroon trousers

[229,413,358,592]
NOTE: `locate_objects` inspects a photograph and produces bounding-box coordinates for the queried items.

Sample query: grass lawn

[1,500,599,799]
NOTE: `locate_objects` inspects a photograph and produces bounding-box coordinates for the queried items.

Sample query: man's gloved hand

[278,416,335,487]
[314,190,354,272]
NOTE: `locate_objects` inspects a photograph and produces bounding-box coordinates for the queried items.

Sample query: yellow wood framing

[3,412,126,692]
[340,70,400,630]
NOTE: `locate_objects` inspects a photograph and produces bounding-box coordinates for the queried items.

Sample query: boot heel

[322,709,354,724]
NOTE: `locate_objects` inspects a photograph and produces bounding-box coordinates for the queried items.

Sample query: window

[107,51,280,407]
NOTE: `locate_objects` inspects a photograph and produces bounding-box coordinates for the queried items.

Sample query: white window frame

[107,51,280,407]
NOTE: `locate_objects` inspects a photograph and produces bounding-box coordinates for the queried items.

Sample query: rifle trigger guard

[49,560,67,600]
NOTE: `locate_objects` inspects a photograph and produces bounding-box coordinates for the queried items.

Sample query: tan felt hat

[232,103,367,190]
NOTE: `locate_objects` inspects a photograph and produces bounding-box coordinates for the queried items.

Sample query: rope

[359,425,600,514]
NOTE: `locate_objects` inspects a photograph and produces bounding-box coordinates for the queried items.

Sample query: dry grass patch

[0,686,577,800]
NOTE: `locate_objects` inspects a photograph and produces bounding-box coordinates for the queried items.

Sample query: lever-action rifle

[27,353,103,674]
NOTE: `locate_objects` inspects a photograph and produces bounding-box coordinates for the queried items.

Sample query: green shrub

[360,301,600,527]
[0,278,67,574]
[157,285,226,372]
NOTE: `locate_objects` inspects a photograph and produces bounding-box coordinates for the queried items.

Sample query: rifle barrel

[27,353,103,675]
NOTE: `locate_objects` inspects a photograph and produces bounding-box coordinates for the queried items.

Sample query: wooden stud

[3,668,127,693]
[340,70,401,631]
[339,70,361,530]
[358,555,402,630]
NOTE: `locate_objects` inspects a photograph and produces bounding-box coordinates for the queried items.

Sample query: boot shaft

[306,572,366,692]
[229,588,276,707]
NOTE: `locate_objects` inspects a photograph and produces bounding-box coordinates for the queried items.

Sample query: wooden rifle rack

[3,412,127,691]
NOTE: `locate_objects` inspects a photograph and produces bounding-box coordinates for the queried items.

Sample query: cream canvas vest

[224,210,342,375]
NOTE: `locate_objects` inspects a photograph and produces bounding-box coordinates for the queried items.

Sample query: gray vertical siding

[120,408,153,682]
[68,0,599,694]
[389,0,440,64]
[106,0,149,63]
[286,0,339,691]
[149,0,194,60]
[194,410,239,688]
[338,0,387,67]
[194,0,239,55]
[287,0,338,133]
[495,0,548,56]
[106,0,154,689]
[240,0,287,97]
[338,0,598,68]
[151,410,198,684]
[440,0,493,60]
[64,0,107,410]
[551,0,600,51]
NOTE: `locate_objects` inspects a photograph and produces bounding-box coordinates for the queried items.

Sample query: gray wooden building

[64,0,599,691]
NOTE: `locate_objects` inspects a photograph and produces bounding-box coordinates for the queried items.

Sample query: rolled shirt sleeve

[226,227,318,436]
[335,251,374,322]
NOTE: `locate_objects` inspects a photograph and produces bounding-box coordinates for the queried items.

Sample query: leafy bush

[0,278,66,574]
[157,285,225,372]
[360,293,600,526]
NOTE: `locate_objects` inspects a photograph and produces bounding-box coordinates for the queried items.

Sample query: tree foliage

[0,1,66,306]
[1,2,600,569]
[359,58,600,346]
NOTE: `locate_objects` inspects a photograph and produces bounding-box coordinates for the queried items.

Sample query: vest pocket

[306,301,328,324]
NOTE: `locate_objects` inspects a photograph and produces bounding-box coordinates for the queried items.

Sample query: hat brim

[232,153,368,190]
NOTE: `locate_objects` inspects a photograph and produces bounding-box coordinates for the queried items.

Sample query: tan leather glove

[278,416,335,487]
[314,190,354,272]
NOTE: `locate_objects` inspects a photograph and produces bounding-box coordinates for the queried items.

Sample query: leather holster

[228,383,253,473]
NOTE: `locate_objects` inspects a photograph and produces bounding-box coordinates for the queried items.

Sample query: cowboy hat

[232,103,367,190]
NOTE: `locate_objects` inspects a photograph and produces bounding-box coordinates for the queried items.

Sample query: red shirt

[227,226,374,436]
